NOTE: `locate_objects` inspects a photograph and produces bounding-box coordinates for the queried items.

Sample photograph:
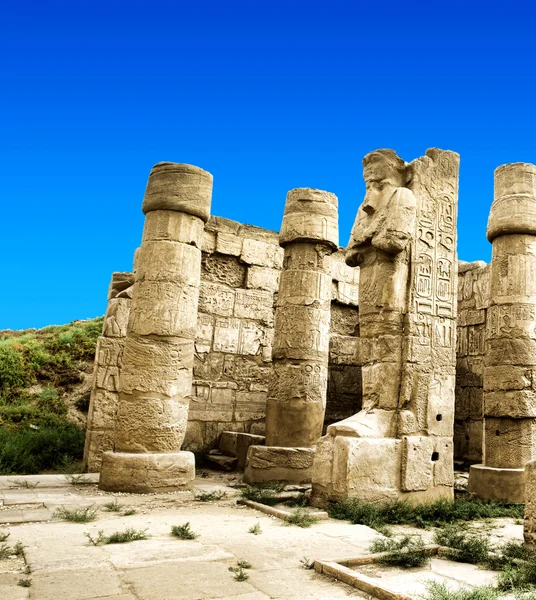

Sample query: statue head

[362,149,407,188]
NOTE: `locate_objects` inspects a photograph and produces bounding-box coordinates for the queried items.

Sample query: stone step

[204,452,238,471]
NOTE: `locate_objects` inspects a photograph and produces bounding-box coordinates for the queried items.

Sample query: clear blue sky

[2,0,535,330]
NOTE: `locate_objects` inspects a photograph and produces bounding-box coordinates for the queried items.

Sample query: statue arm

[371,188,416,255]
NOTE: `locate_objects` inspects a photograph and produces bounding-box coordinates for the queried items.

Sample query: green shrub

[171,523,197,539]
[241,483,285,506]
[0,343,29,389]
[434,525,492,564]
[0,424,85,475]
[424,581,499,600]
[328,497,523,531]
[370,535,429,568]
[53,505,98,523]
[284,508,319,528]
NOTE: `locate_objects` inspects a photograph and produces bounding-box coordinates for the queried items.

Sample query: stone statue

[312,148,459,505]
[346,149,416,268]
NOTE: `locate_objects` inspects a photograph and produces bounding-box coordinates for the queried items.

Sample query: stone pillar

[83,272,134,472]
[244,188,338,483]
[469,162,536,503]
[99,162,212,493]
[311,148,459,506]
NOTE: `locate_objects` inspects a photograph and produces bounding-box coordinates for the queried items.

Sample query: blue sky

[1,0,535,330]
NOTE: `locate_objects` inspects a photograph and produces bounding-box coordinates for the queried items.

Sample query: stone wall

[455,260,489,465]
[185,216,361,452]
[88,216,498,471]
[86,216,362,468]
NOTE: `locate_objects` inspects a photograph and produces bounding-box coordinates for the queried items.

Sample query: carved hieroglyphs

[311,148,459,505]
[244,188,339,483]
[469,162,536,503]
[98,162,212,493]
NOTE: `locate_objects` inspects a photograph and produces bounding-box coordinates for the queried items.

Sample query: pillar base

[467,464,525,504]
[310,434,454,508]
[243,446,315,484]
[99,451,195,493]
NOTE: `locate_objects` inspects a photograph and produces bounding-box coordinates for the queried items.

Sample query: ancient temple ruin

[84,152,536,502]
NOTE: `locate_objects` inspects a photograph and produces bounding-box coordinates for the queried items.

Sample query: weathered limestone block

[312,148,459,505]
[244,446,315,484]
[103,298,130,337]
[469,162,536,502]
[199,282,235,317]
[202,254,246,288]
[100,452,195,494]
[108,272,135,300]
[216,231,243,256]
[84,285,130,472]
[241,237,284,268]
[245,266,280,292]
[98,162,212,493]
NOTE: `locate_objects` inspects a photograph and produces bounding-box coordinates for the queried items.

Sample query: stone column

[99,162,212,493]
[469,162,536,503]
[84,272,134,472]
[244,188,338,484]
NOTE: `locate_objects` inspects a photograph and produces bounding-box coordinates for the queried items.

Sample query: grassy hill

[0,317,103,474]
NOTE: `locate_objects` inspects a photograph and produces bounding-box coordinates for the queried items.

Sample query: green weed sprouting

[248,523,262,535]
[194,490,226,502]
[53,505,98,523]
[369,535,429,568]
[284,508,319,528]
[171,523,197,540]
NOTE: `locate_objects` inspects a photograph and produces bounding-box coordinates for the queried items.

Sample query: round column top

[279,187,339,249]
[487,162,536,242]
[142,162,213,221]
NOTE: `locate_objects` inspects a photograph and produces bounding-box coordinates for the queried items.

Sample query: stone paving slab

[31,567,124,600]
[0,473,372,599]
[0,474,100,490]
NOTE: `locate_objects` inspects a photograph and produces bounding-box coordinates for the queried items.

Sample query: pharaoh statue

[311,148,459,505]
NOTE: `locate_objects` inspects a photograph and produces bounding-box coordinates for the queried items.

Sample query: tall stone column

[469,162,536,503]
[244,188,338,483]
[99,162,212,493]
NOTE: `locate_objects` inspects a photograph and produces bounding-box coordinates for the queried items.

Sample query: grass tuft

[102,499,124,512]
[105,528,148,544]
[9,479,38,489]
[423,580,499,600]
[228,563,250,581]
[434,525,492,564]
[248,523,262,535]
[0,531,9,543]
[370,535,429,568]
[53,505,98,523]
[284,507,319,528]
[194,490,226,502]
[171,523,197,540]
[65,474,92,485]
[241,483,285,506]
[328,497,523,532]
[17,579,31,588]
[300,556,314,569]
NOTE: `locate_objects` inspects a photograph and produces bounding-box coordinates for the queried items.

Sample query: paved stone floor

[0,472,525,600]
[0,472,378,600]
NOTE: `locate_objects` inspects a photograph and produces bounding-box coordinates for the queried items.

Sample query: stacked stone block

[454,261,489,465]
[469,162,536,503]
[99,162,212,492]
[83,272,133,472]
[244,188,339,483]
